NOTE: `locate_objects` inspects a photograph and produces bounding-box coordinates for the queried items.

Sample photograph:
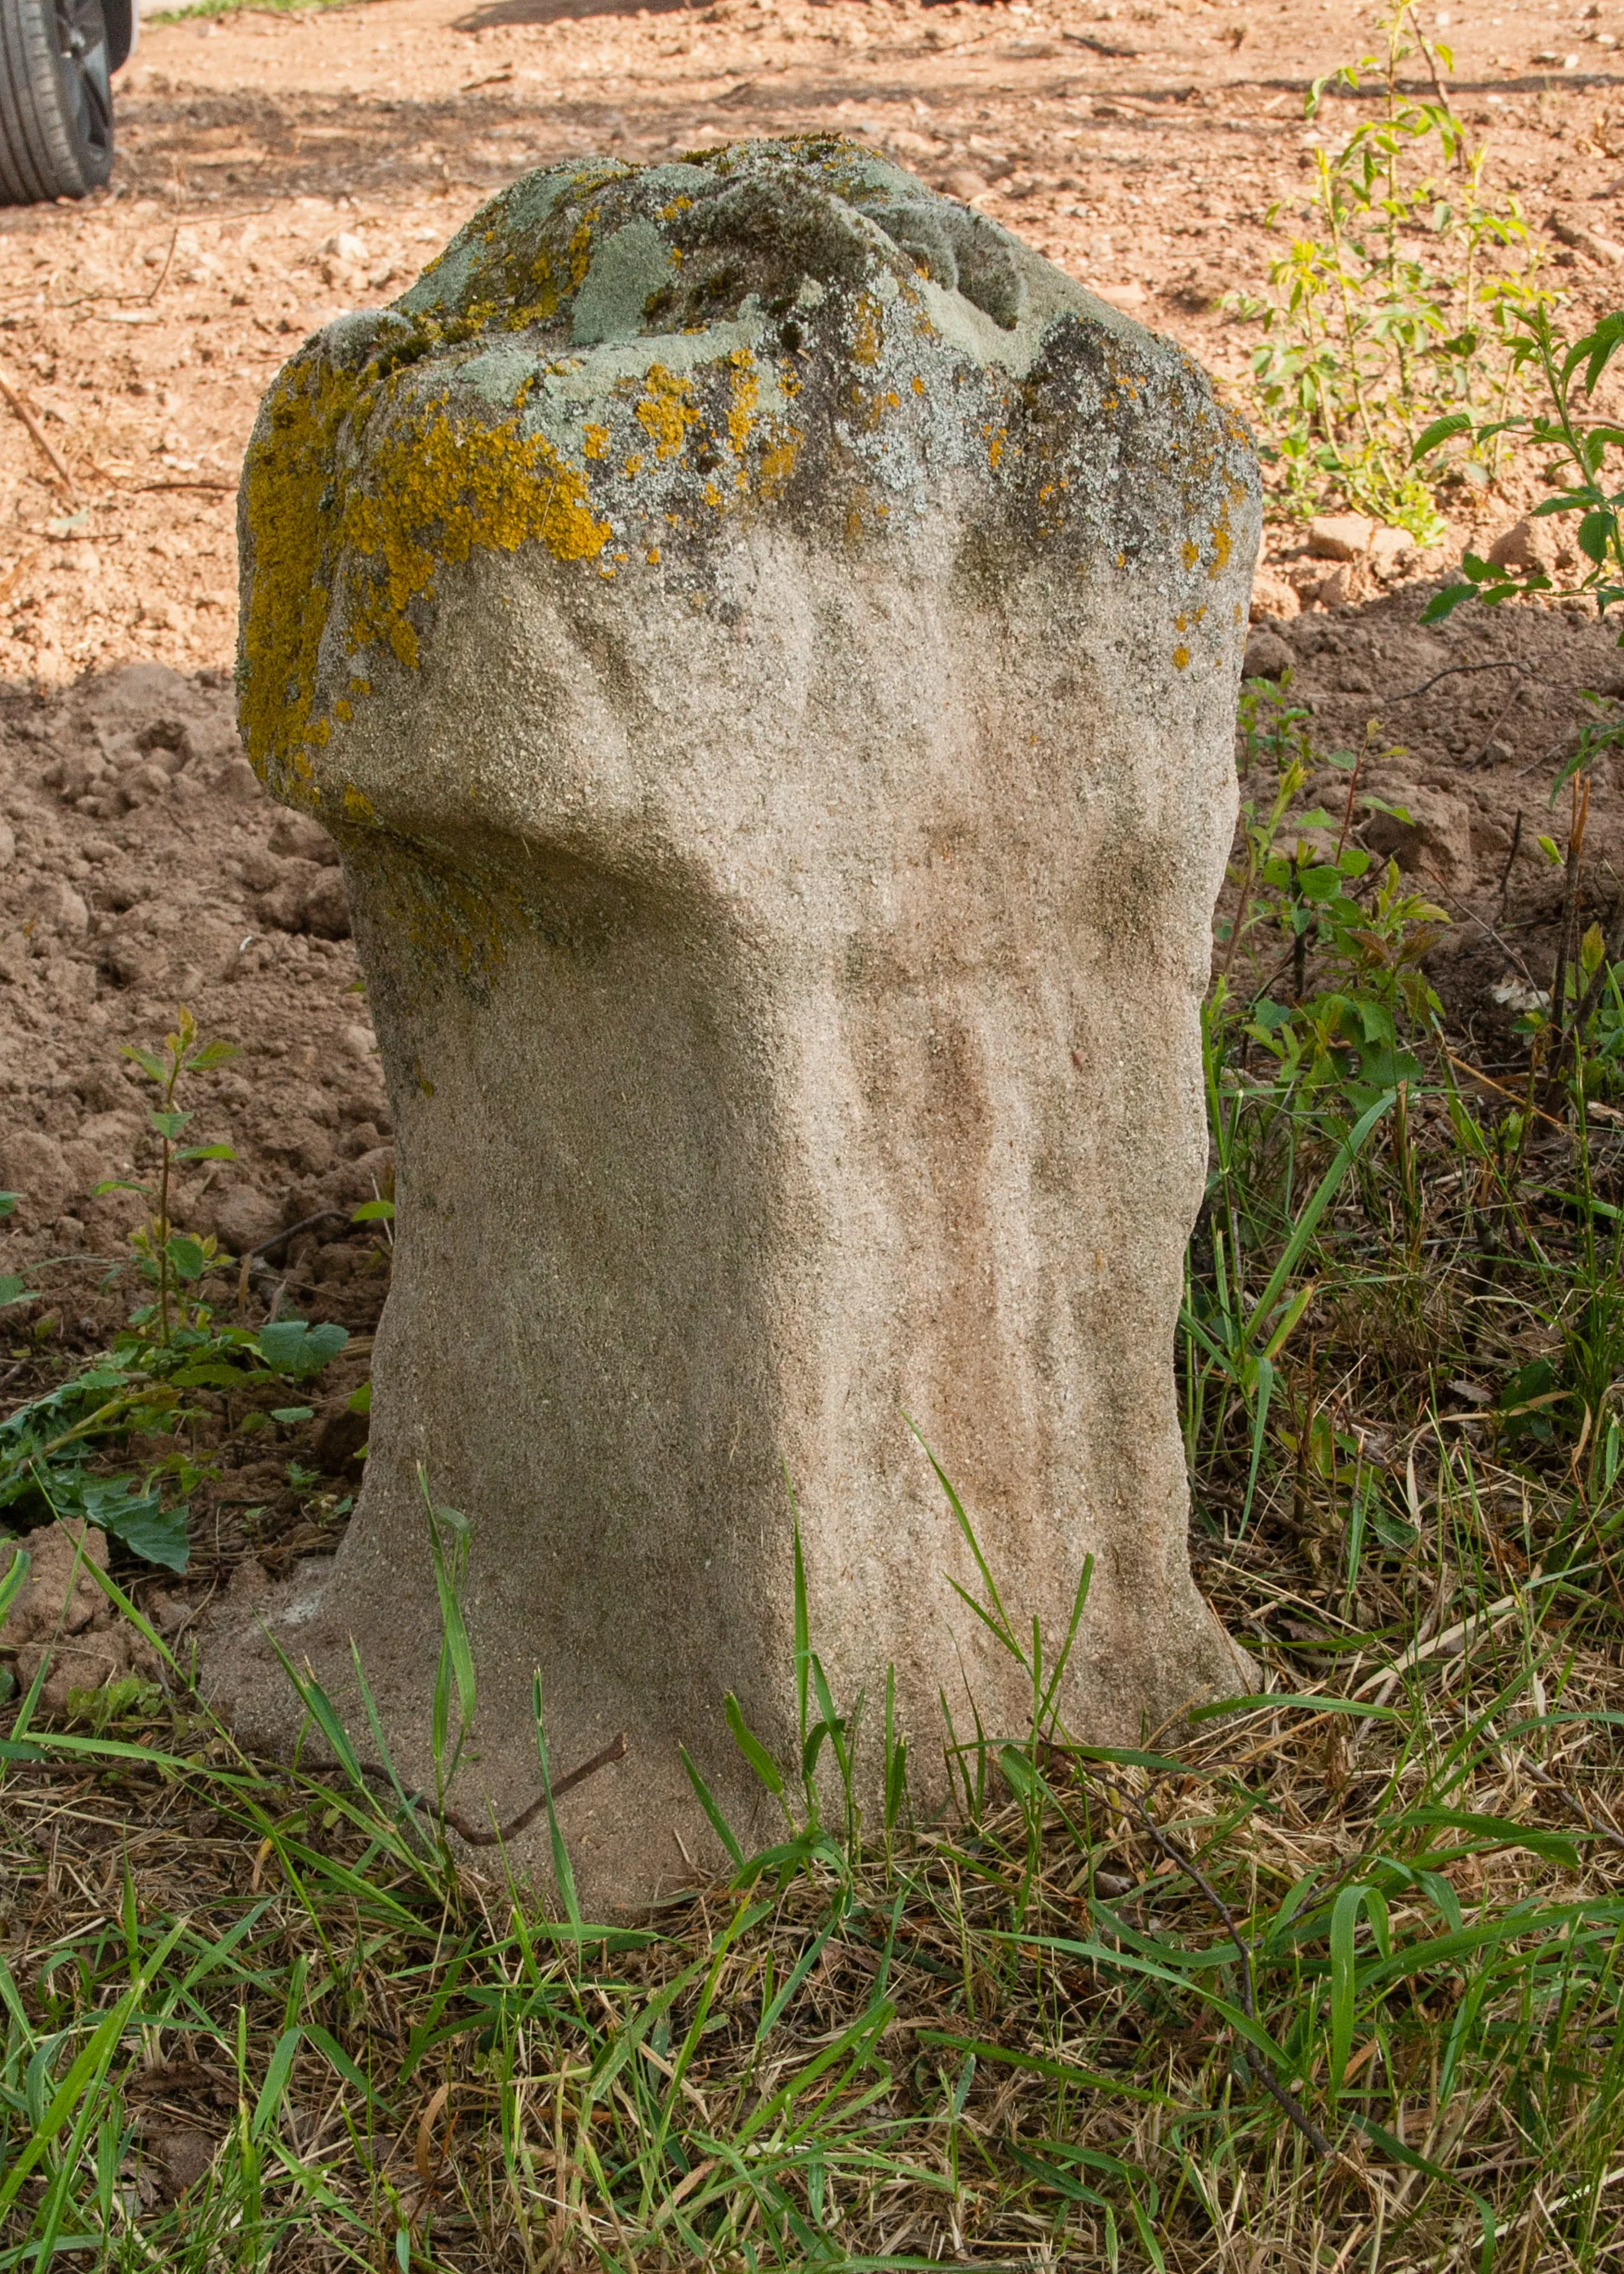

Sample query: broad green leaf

[1329,1883,1390,2098]
[0,1545,29,1621]
[252,2027,301,2139]
[1410,410,1473,461]
[1579,508,1617,566]
[678,1743,744,1871]
[258,1319,349,1378]
[166,1234,207,1283]
[79,1480,189,1573]
[1393,1806,1581,1870]
[1192,1693,1404,1725]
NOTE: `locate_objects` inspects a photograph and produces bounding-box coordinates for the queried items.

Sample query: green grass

[3,1462,1624,2270]
[7,706,1624,2265]
[146,0,380,28]
[7,1024,1624,2267]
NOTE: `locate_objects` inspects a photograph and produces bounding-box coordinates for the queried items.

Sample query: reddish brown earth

[0,0,1622,679]
[3,0,1624,1593]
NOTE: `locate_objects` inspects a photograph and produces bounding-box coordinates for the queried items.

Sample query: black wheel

[0,0,113,206]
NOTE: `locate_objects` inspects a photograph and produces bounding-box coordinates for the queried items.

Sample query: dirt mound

[1239,584,1624,1044]
[0,660,393,1351]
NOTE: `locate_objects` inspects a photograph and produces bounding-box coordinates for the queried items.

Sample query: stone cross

[233,139,1257,1903]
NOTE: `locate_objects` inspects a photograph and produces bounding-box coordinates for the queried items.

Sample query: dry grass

[4,1311,1624,2274]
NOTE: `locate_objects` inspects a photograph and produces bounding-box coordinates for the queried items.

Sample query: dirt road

[0,0,1615,686]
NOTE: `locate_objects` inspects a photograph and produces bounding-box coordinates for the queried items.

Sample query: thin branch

[352,1731,630,1849]
[0,367,77,496]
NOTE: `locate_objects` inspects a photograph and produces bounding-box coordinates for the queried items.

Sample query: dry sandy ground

[0,0,1618,679]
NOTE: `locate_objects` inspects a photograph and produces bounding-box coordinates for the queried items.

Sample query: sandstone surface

[222,137,1258,1901]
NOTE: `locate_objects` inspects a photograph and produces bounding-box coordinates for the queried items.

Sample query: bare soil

[0,0,1622,681]
[3,0,1624,1593]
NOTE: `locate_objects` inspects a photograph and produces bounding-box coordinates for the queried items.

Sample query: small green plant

[1232,2,1547,535]
[1418,310,1624,1115]
[1420,304,1624,640]
[0,1003,356,1573]
[0,1308,350,1573]
[97,1007,238,1346]
[1219,709,1448,1106]
[1237,670,1316,779]
[684,1510,875,1892]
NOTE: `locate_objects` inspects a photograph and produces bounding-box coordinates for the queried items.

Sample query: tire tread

[0,0,112,206]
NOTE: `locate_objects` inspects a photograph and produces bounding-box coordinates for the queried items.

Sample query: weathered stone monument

[231,139,1257,1900]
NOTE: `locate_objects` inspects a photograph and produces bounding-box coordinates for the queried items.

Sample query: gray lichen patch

[571,220,680,346]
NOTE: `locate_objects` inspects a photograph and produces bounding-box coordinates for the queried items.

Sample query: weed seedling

[98,1005,238,1346]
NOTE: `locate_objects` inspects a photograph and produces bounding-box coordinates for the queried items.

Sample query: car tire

[0,0,113,206]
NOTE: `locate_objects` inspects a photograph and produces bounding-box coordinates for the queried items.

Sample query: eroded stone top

[238,137,1257,806]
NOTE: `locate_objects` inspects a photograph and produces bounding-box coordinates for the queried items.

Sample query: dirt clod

[0,1520,159,1715]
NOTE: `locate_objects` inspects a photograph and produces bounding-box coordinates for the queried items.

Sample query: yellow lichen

[726,348,758,455]
[1172,647,1190,670]
[1207,508,1233,577]
[240,345,613,792]
[567,216,596,291]
[529,246,559,322]
[238,350,364,799]
[635,363,700,459]
[342,398,612,671]
[583,423,610,459]
[624,452,645,478]
[850,294,883,367]
[756,434,801,501]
